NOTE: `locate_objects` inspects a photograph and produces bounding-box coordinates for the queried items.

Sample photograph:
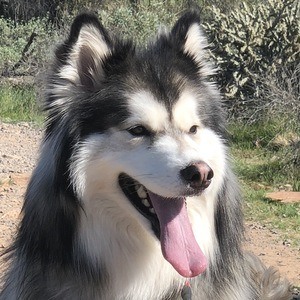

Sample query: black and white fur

[0,12,291,300]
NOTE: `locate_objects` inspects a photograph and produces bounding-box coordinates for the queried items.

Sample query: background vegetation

[0,0,299,245]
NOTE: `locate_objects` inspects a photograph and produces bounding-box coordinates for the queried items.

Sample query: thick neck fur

[76,184,239,299]
[77,183,183,299]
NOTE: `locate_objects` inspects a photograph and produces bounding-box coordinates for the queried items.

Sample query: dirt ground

[0,122,299,291]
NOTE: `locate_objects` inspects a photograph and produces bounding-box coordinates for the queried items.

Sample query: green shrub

[0,0,256,76]
[0,83,43,123]
[1,0,299,120]
[229,119,300,191]
[203,0,300,117]
[0,16,59,76]
[98,2,181,45]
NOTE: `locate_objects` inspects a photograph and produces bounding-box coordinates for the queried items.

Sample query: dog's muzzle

[118,161,213,278]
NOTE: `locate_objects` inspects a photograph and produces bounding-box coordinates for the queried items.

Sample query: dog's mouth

[118,173,160,237]
[118,173,207,278]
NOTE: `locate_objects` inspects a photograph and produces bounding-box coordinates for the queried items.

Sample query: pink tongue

[148,192,207,277]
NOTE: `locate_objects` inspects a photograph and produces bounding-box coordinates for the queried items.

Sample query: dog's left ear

[171,11,210,72]
[56,13,113,90]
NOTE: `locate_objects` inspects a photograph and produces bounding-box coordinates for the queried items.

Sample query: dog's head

[46,12,228,278]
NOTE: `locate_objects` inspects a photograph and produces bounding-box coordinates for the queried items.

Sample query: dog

[0,11,292,300]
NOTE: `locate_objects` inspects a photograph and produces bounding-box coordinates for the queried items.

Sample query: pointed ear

[55,14,112,90]
[171,11,212,76]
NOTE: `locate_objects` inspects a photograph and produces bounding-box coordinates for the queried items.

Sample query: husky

[0,11,292,300]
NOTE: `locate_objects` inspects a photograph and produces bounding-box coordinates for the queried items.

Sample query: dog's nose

[180,162,214,190]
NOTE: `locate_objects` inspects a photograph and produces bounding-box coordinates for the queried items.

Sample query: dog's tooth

[136,186,147,199]
[142,198,150,207]
[149,208,155,214]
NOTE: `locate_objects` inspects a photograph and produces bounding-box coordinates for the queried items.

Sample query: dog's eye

[189,125,198,134]
[127,125,150,137]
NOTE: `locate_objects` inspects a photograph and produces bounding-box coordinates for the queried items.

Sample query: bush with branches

[202,0,299,117]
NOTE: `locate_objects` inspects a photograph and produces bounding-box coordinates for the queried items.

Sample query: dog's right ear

[170,11,213,77]
[55,14,112,90]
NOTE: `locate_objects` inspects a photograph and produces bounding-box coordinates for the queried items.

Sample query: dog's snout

[180,162,214,190]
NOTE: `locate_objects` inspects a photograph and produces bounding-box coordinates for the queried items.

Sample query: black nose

[180,162,214,190]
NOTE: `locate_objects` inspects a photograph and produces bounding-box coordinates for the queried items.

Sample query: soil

[0,122,299,291]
